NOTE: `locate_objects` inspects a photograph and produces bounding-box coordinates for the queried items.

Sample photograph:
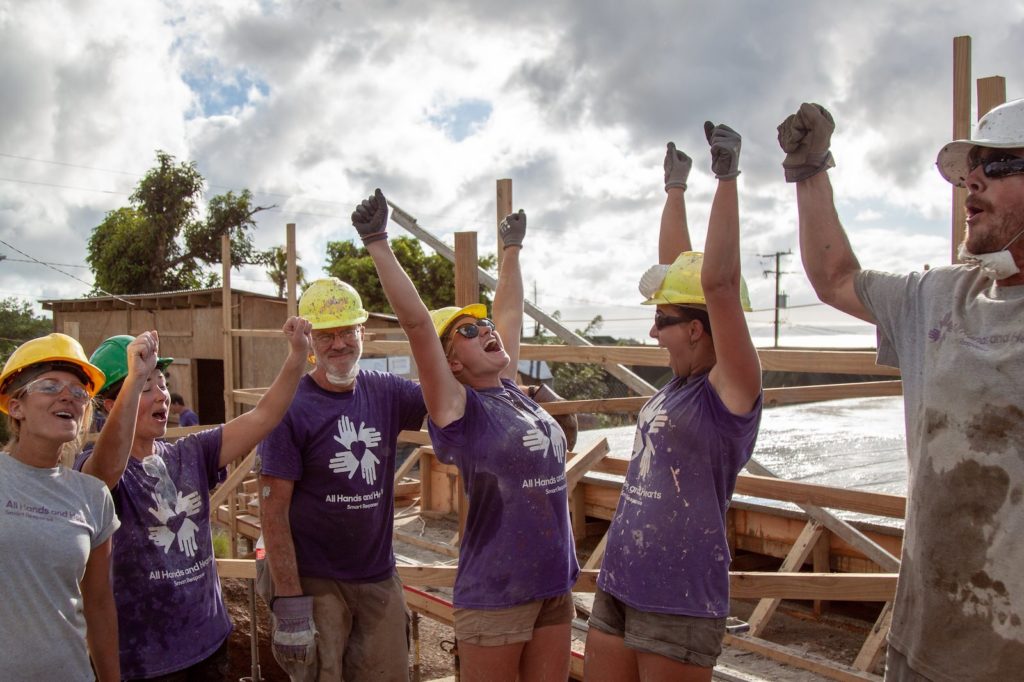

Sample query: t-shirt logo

[632,391,669,480]
[522,424,567,464]
[143,455,203,557]
[329,415,383,485]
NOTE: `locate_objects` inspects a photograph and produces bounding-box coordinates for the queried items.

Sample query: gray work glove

[663,142,692,192]
[271,596,318,673]
[499,209,527,249]
[704,121,741,180]
[777,103,836,182]
[351,188,389,245]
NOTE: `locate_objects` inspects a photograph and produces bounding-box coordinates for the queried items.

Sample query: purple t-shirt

[428,379,580,609]
[258,371,426,582]
[75,427,229,678]
[598,372,762,617]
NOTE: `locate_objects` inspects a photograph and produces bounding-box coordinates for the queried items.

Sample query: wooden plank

[399,429,431,445]
[571,491,587,541]
[496,178,512,262]
[394,529,460,558]
[394,447,422,483]
[748,520,824,637]
[724,634,881,682]
[419,448,434,514]
[762,381,902,407]
[216,558,257,579]
[403,586,454,626]
[398,565,458,588]
[209,450,257,512]
[854,601,893,673]
[977,76,1006,118]
[729,572,896,601]
[735,473,906,518]
[583,532,609,570]
[952,35,971,263]
[813,529,833,616]
[565,438,610,492]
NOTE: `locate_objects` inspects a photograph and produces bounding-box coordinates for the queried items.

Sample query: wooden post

[453,232,479,541]
[951,36,971,264]
[221,235,238,557]
[977,76,1006,119]
[812,529,832,617]
[286,223,298,317]
[495,179,512,268]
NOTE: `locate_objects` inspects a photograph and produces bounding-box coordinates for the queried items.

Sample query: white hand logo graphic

[551,430,567,464]
[330,416,383,485]
[523,428,551,454]
[144,455,205,556]
[634,393,669,480]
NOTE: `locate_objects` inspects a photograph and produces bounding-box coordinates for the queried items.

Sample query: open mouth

[484,338,502,353]
[53,410,75,420]
[152,409,168,423]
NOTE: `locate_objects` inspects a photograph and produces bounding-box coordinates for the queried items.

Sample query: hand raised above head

[704,121,741,180]
[664,142,693,192]
[499,209,527,249]
[351,188,389,244]
[777,102,836,182]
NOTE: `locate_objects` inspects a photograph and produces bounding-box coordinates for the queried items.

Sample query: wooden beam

[583,532,609,570]
[565,438,610,492]
[748,520,825,637]
[395,447,422,483]
[209,449,258,512]
[952,35,971,263]
[853,601,893,673]
[496,178,512,265]
[394,529,460,558]
[977,76,1006,119]
[735,473,906,518]
[286,222,297,317]
[724,634,881,682]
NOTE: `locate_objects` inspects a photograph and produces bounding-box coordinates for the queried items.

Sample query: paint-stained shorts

[453,592,576,646]
[588,587,725,668]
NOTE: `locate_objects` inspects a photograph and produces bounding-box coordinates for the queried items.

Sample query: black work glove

[351,188,389,245]
[664,142,692,192]
[704,121,741,180]
[777,103,836,182]
[499,209,527,249]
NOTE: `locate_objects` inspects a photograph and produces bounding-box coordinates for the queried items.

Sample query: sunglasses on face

[452,318,496,340]
[21,377,91,403]
[654,310,688,330]
[967,149,1024,180]
[312,327,362,346]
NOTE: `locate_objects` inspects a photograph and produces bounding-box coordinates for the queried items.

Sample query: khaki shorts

[588,587,725,668]
[453,592,576,646]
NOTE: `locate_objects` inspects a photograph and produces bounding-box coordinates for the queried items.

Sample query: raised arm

[218,317,311,468]
[778,103,874,323]
[660,142,693,263]
[702,122,761,414]
[82,332,158,489]
[494,210,526,379]
[354,189,466,426]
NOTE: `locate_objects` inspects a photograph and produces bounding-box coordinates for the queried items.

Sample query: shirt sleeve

[854,269,922,369]
[257,413,304,480]
[91,484,120,548]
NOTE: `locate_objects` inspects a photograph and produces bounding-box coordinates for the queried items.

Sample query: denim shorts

[588,587,725,668]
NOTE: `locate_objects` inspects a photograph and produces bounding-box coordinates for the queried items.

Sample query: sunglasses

[21,377,91,403]
[967,149,1024,180]
[654,310,689,330]
[452,318,495,340]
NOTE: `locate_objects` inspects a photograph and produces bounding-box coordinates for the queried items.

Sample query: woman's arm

[354,189,466,427]
[660,142,693,263]
[494,210,526,380]
[82,332,158,488]
[218,317,312,468]
[81,538,119,681]
[701,122,762,414]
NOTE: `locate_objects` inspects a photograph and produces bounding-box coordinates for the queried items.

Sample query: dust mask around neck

[958,225,1024,280]
[325,363,359,387]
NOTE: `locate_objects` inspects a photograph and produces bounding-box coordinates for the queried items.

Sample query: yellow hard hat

[640,251,752,312]
[0,333,106,414]
[430,304,489,339]
[299,278,369,330]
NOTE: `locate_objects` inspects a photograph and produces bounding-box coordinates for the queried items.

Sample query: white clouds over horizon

[1,0,1022,344]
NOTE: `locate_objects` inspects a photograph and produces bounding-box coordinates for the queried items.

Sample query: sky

[1,1,1022,347]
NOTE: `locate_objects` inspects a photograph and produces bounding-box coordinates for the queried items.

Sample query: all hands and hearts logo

[144,455,203,558]
[517,411,567,464]
[632,391,669,481]
[329,415,383,485]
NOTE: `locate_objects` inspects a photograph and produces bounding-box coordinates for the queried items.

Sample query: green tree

[323,236,495,312]
[86,151,272,294]
[266,246,308,298]
[0,298,53,443]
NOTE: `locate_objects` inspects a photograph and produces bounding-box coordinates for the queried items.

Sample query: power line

[0,237,133,305]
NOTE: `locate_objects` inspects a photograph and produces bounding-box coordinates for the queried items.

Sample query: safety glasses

[21,377,91,403]
[654,310,688,330]
[968,149,1024,180]
[312,327,362,347]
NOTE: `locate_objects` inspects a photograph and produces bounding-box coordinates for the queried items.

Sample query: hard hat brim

[433,304,489,339]
[936,138,1023,188]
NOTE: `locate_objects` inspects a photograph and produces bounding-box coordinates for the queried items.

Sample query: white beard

[325,363,359,387]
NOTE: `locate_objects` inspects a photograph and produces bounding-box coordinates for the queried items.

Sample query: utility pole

[759,250,792,348]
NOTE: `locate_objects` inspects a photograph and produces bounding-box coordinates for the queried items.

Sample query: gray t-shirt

[0,452,119,681]
[855,265,1024,681]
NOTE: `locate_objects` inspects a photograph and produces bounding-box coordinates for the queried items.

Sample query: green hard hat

[90,335,173,394]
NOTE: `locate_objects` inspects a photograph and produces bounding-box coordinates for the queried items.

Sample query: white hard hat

[936,98,1024,187]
